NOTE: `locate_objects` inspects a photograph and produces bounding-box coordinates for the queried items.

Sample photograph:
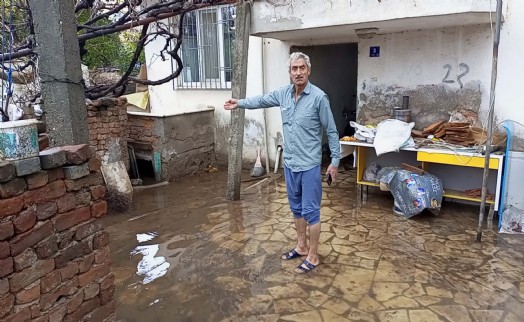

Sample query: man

[224,52,340,273]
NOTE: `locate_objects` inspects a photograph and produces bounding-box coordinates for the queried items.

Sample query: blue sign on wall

[370,46,380,57]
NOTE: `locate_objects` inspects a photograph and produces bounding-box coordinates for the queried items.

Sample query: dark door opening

[291,43,358,168]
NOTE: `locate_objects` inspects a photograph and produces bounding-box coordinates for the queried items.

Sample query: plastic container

[393,109,411,123]
[0,119,39,160]
[503,151,524,210]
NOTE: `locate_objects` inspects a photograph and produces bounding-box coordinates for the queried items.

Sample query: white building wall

[496,0,524,142]
[357,24,494,129]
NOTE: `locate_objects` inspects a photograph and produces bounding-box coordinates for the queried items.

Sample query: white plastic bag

[373,119,415,156]
[500,206,524,234]
[350,121,376,142]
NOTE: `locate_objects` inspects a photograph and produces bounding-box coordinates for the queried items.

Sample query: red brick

[13,248,37,272]
[0,277,8,295]
[75,220,103,241]
[83,283,99,300]
[52,206,91,232]
[0,241,9,259]
[41,271,61,294]
[36,236,58,259]
[0,196,24,218]
[0,257,13,278]
[78,262,111,287]
[85,299,115,322]
[89,185,106,201]
[0,294,14,318]
[64,172,104,192]
[66,291,84,314]
[63,297,100,322]
[9,221,53,256]
[88,158,102,172]
[13,206,37,233]
[22,180,66,207]
[4,307,31,322]
[56,193,76,213]
[0,178,27,198]
[99,274,114,291]
[0,221,14,241]
[62,144,92,165]
[60,262,78,281]
[40,277,79,311]
[36,202,57,221]
[75,191,91,207]
[77,254,94,274]
[9,258,54,292]
[30,304,42,319]
[56,230,74,250]
[99,285,115,306]
[48,305,66,322]
[25,171,49,190]
[93,232,110,250]
[47,168,64,182]
[31,315,48,322]
[91,200,108,218]
[54,240,91,269]
[15,281,40,304]
[94,246,111,265]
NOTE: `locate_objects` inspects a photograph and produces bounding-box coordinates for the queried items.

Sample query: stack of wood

[412,120,477,146]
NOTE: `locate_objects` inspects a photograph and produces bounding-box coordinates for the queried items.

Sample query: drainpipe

[261,38,271,175]
[477,0,503,242]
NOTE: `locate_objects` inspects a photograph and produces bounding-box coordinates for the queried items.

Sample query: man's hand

[326,164,338,184]
[224,99,239,110]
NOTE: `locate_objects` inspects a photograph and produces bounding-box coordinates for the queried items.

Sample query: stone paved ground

[103,170,524,322]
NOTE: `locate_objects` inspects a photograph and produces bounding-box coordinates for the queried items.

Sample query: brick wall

[0,144,115,322]
[127,114,160,152]
[127,111,215,181]
[87,98,129,169]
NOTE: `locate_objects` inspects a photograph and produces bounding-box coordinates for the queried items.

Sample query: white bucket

[0,119,39,160]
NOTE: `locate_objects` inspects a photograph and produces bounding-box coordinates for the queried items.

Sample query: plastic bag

[374,119,415,156]
[388,169,443,218]
[500,206,524,234]
[363,162,381,182]
[350,121,376,143]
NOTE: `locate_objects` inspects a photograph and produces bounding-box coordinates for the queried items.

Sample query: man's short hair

[288,52,311,71]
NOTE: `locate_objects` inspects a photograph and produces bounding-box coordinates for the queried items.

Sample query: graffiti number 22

[442,63,470,89]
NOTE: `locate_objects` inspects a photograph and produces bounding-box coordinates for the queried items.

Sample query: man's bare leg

[294,217,309,254]
[295,222,320,273]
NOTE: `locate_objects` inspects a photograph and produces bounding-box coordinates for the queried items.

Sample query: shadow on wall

[358,80,483,130]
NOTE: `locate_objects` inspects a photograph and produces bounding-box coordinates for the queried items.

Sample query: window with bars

[174,5,235,90]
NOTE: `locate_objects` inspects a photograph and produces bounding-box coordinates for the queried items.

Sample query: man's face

[289,58,310,87]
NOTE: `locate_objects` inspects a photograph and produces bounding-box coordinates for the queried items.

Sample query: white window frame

[173,5,234,90]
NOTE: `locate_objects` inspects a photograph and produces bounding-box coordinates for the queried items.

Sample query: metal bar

[477,0,503,242]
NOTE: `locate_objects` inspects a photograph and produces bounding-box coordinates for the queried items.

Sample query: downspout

[477,0,503,242]
[261,38,271,174]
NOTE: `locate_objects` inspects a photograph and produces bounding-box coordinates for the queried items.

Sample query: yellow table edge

[417,151,499,169]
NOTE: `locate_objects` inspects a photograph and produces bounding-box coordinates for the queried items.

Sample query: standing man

[224,52,340,273]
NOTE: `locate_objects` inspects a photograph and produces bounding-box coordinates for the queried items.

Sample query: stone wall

[0,144,115,322]
[87,98,129,168]
[127,110,215,181]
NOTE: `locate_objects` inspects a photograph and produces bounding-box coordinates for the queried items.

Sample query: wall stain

[358,81,483,130]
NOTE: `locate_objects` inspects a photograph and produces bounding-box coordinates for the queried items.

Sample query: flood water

[102,170,524,322]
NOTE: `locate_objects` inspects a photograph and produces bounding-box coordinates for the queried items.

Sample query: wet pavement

[102,170,524,322]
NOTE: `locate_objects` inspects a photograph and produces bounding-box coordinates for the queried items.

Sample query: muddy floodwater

[102,170,524,322]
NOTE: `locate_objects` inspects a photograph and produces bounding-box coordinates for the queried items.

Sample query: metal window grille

[173,5,235,90]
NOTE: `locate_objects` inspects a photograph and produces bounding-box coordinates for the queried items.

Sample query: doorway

[291,43,359,137]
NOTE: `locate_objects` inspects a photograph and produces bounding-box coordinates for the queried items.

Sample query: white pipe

[261,38,271,175]
[274,145,283,173]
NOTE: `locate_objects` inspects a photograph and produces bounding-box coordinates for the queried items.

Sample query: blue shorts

[284,165,322,225]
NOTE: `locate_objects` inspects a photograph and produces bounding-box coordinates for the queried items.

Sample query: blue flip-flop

[295,260,317,273]
[281,249,305,260]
